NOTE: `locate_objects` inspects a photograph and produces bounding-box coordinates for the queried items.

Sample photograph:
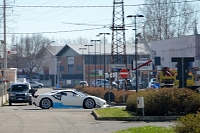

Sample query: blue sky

[9,0,144,44]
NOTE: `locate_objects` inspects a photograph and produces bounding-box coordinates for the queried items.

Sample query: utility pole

[84,44,93,86]
[98,33,110,90]
[91,40,100,87]
[3,0,7,77]
[79,48,87,81]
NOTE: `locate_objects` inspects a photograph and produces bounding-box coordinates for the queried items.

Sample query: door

[60,91,83,107]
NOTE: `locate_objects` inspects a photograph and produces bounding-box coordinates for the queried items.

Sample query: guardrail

[0,82,10,107]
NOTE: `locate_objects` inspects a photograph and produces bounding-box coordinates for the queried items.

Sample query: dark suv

[7,82,36,106]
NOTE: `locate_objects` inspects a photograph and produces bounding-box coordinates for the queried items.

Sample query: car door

[60,91,83,107]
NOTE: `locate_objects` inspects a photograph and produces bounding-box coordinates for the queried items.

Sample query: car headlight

[9,93,15,96]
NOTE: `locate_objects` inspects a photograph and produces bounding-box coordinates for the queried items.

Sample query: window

[68,65,74,74]
[11,84,29,91]
[60,66,64,72]
[66,91,74,96]
[77,65,82,71]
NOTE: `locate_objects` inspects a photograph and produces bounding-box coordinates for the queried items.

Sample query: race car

[33,89,107,109]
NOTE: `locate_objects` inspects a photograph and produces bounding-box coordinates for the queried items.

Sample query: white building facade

[151,34,200,69]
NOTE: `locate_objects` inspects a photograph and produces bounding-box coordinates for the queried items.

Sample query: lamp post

[84,44,93,86]
[127,15,144,92]
[57,58,61,88]
[13,44,18,68]
[91,40,100,87]
[98,33,110,90]
[3,0,7,79]
[79,48,87,81]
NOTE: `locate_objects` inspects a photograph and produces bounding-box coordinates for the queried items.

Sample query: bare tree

[139,0,198,42]
[61,37,89,44]
[14,34,51,80]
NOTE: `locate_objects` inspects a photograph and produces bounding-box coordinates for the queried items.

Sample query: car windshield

[80,82,86,85]
[11,84,29,92]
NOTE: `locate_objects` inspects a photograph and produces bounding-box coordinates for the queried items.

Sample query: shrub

[126,88,200,116]
[75,85,135,103]
[172,112,200,133]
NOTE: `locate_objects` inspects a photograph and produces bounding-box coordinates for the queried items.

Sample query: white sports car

[33,89,107,109]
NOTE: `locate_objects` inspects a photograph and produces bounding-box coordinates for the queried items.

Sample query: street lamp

[57,58,61,88]
[127,14,144,92]
[13,44,18,68]
[91,40,100,87]
[79,48,87,81]
[84,44,93,86]
[98,33,110,90]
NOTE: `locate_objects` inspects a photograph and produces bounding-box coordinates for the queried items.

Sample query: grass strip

[95,107,134,117]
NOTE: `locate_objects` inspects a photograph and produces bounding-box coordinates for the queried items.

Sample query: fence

[0,82,10,106]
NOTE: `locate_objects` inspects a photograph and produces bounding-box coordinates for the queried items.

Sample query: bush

[126,88,200,116]
[172,112,200,133]
[75,85,135,103]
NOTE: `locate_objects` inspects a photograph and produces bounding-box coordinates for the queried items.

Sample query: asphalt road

[0,87,174,133]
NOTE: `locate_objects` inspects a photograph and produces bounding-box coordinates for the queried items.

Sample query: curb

[92,110,181,121]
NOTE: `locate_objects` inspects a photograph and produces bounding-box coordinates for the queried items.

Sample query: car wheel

[83,98,95,109]
[39,98,52,109]
[9,101,12,106]
[38,85,42,88]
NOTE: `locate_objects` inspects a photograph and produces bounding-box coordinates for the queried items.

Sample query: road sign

[7,51,17,54]
[120,69,128,78]
[110,64,125,69]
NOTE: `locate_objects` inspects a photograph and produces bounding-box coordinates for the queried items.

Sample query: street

[0,87,174,133]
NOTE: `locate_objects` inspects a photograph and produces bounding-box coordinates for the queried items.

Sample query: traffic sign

[120,69,128,78]
[7,51,17,54]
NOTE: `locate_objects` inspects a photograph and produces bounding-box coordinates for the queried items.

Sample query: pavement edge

[92,109,181,121]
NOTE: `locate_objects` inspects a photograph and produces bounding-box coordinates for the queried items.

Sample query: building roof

[66,43,148,55]
[45,45,64,55]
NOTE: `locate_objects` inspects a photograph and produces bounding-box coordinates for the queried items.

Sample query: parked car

[92,79,107,86]
[112,81,118,88]
[33,89,107,109]
[7,82,36,106]
[148,81,160,89]
[29,81,44,88]
[79,81,88,86]
[131,77,148,89]
[148,78,156,88]
[98,80,110,88]
[119,79,133,90]
[139,80,148,89]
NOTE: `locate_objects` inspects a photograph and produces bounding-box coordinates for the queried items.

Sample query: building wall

[151,34,200,68]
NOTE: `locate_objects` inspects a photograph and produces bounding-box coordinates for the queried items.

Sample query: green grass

[95,108,175,133]
[95,107,134,117]
[114,126,175,133]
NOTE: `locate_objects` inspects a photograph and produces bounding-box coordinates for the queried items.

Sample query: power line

[0,27,107,35]
[2,8,200,35]
[1,0,200,8]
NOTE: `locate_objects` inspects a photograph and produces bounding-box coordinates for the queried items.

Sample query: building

[54,43,150,87]
[151,34,200,69]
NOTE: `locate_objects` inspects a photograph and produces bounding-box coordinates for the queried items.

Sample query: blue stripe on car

[52,102,82,108]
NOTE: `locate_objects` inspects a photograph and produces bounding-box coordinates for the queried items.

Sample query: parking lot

[0,87,173,133]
